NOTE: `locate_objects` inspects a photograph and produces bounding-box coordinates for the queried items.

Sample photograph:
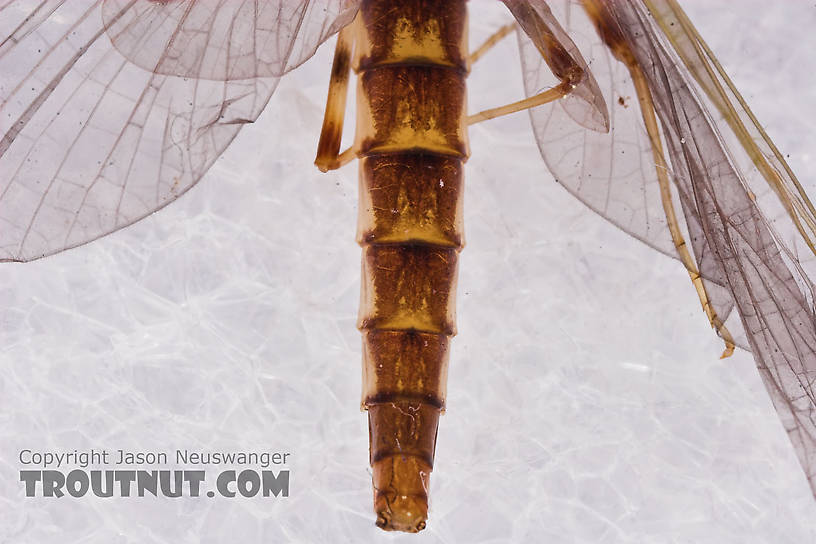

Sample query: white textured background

[2,1,816,542]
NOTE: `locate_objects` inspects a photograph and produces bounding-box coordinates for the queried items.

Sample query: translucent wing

[0,0,359,262]
[502,0,608,133]
[508,0,678,257]
[101,0,356,79]
[509,0,816,497]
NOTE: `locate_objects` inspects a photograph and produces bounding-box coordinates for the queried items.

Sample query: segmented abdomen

[353,0,469,532]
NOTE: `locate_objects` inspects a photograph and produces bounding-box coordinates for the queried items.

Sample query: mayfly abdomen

[352,0,469,532]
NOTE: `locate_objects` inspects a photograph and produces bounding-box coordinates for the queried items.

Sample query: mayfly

[1,0,815,534]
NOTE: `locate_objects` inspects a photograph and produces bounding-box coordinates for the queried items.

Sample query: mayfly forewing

[620,0,816,495]
[619,0,816,496]
[644,0,816,280]
[101,0,359,80]
[0,0,359,263]
[514,0,816,497]
[512,0,684,262]
[515,0,742,344]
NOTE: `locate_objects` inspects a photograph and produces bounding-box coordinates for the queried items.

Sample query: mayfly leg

[476,1,735,356]
[468,4,604,128]
[467,80,575,125]
[468,22,516,65]
[466,19,579,126]
[315,20,358,173]
[630,65,736,357]
[581,0,735,357]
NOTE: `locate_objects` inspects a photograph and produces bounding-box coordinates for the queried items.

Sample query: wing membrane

[0,0,358,262]
[502,0,608,133]
[513,0,680,258]
[102,0,358,80]
[510,0,816,497]
[644,0,816,278]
